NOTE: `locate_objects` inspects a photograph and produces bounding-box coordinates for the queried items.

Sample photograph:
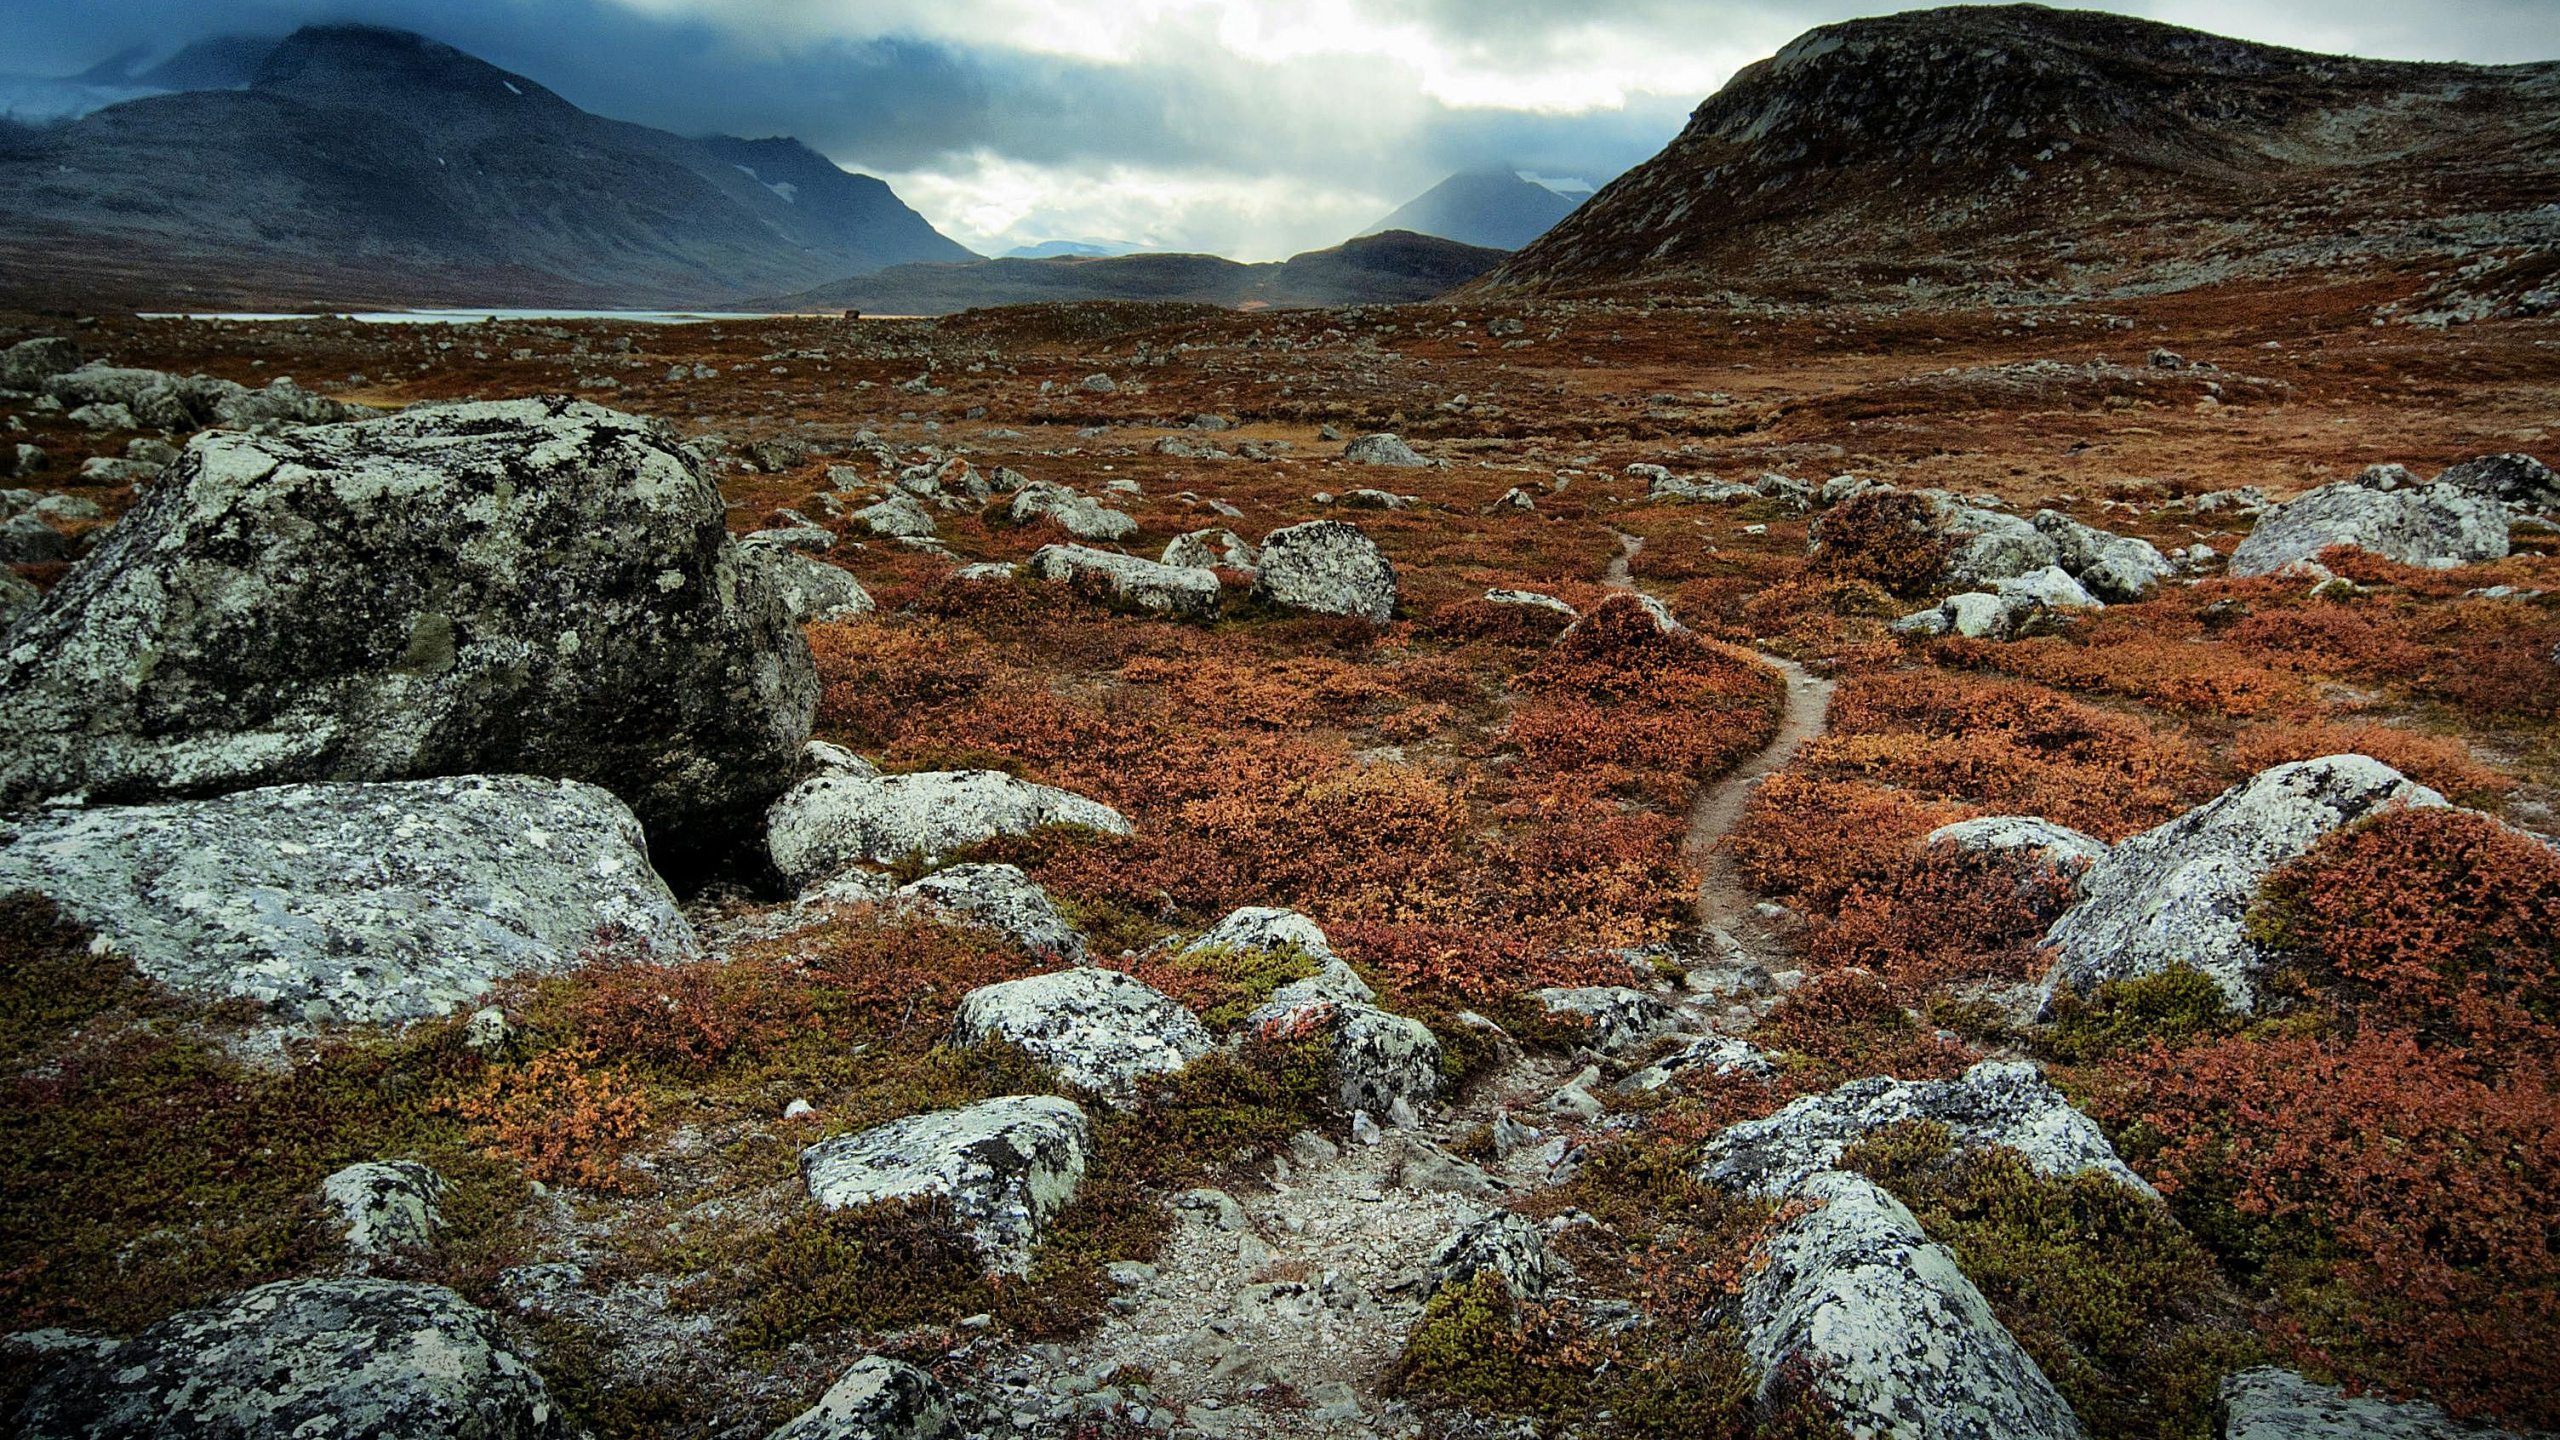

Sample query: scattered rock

[2030,511,2175,600]
[853,491,938,538]
[1532,986,1679,1056]
[1484,588,1577,618]
[0,399,817,859]
[801,1095,1093,1273]
[0,337,80,388]
[1341,433,1432,467]
[1615,1035,1775,1093]
[322,1161,445,1264]
[1182,906,1375,1007]
[768,769,1131,886]
[1696,1060,2153,1199]
[1737,1171,2086,1440]
[1428,1210,1557,1299]
[2434,452,2560,514]
[12,1278,567,1439]
[1010,483,1137,542]
[1924,491,2061,586]
[0,776,696,1027]
[2039,755,2448,1013]
[897,863,1087,961]
[0,513,71,563]
[1162,528,1258,572]
[752,548,876,624]
[1250,520,1398,624]
[767,1356,960,1440]
[2229,482,2507,576]
[1025,544,1221,619]
[951,968,1212,1099]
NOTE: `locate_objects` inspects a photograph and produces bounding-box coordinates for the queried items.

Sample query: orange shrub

[1809,848,2076,992]
[1511,595,1782,808]
[1809,490,1949,598]
[808,619,997,748]
[455,1045,653,1192]
[1728,773,1974,913]
[517,955,819,1077]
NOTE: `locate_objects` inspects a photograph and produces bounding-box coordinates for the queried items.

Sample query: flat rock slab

[1696,1060,2152,1199]
[2039,754,2446,1013]
[0,397,816,858]
[801,1095,1093,1273]
[13,1278,567,1439]
[2230,481,2508,577]
[951,968,1213,1100]
[767,769,1131,887]
[1739,1171,2086,1440]
[0,775,696,1026]
[2220,1366,2551,1440]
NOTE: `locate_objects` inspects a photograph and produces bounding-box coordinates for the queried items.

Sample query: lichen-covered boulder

[800,1095,1092,1273]
[767,769,1130,886]
[1025,544,1221,619]
[1162,528,1258,572]
[1341,433,1432,467]
[0,336,80,388]
[0,776,697,1027]
[0,513,72,564]
[2031,511,2175,601]
[323,1161,446,1263]
[895,863,1085,961]
[2435,452,2560,514]
[2229,482,2508,577]
[1484,588,1578,618]
[1251,520,1398,624]
[1995,564,2103,614]
[2038,755,2447,1013]
[1182,905,1375,1006]
[767,1356,960,1440]
[1245,997,1440,1117]
[12,1278,566,1439]
[853,491,937,538]
[1696,1060,2151,1200]
[1429,1210,1559,1300]
[1737,1171,2085,1440]
[2218,1365,2538,1440]
[1533,986,1680,1057]
[1009,483,1136,542]
[0,568,40,626]
[1616,1035,1775,1094]
[1922,492,2060,587]
[1925,815,2110,896]
[753,548,875,624]
[950,968,1213,1100]
[0,398,817,860]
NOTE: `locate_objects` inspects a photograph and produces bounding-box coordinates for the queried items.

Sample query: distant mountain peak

[1362,169,1582,252]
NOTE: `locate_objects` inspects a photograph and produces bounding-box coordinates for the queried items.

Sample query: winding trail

[1603,528,1835,963]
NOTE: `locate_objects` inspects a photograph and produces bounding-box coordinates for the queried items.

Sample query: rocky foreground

[0,294,2553,1440]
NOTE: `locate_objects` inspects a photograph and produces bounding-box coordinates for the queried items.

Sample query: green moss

[1396,1273,1596,1418]
[1143,941,1322,1031]
[1840,1123,2262,1440]
[519,1314,695,1437]
[2041,964,2238,1064]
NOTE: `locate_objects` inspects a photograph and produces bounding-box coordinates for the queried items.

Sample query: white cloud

[881,149,1395,259]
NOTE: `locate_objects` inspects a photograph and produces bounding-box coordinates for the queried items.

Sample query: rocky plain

[0,248,2556,1439]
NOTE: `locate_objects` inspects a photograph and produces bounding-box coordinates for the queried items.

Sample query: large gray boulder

[852,491,937,539]
[2038,755,2448,1014]
[1162,529,1257,572]
[800,1095,1093,1273]
[0,399,817,860]
[0,337,80,388]
[2229,482,2508,576]
[2435,452,2560,514]
[895,863,1085,961]
[1182,905,1374,1007]
[768,1356,960,1440]
[950,968,1213,1099]
[753,549,876,624]
[766,769,1131,887]
[0,513,72,564]
[12,1278,567,1439]
[2031,511,2175,601]
[1696,1060,2152,1200]
[2219,1366,2546,1440]
[1737,1171,2086,1440]
[1341,433,1433,467]
[0,776,696,1027]
[1926,493,2061,587]
[1251,520,1398,624]
[1025,544,1221,619]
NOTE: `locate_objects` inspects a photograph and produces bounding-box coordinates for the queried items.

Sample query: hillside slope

[1472,5,2560,310]
[0,26,975,309]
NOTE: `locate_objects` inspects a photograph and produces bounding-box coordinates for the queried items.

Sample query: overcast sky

[4,0,2553,259]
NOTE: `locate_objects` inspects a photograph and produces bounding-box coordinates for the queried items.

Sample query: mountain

[1363,169,1581,250]
[1003,239,1149,259]
[757,231,1507,315]
[1473,6,2560,308]
[0,25,975,309]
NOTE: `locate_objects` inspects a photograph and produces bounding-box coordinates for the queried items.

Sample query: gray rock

[1162,529,1257,572]
[800,1095,1093,1272]
[67,402,136,431]
[1341,433,1432,467]
[1,337,80,388]
[1428,1210,1558,1300]
[2039,755,2448,1013]
[1489,487,1538,513]
[1025,544,1221,619]
[1010,483,1137,543]
[1615,1035,1776,1093]
[12,1278,566,1439]
[2190,487,2269,516]
[2230,482,2508,576]
[1891,605,1952,638]
[896,863,1086,961]
[767,769,1131,886]
[1181,905,1375,1007]
[1996,564,2103,613]
[950,561,1017,582]
[323,1161,446,1262]
[1697,1060,2152,1200]
[950,968,1213,1099]
[1080,373,1117,394]
[1923,492,2061,586]
[1925,816,2110,895]
[741,525,837,554]
[1484,588,1577,618]
[753,549,877,624]
[1738,1171,2086,1440]
[1941,590,2016,638]
[1820,474,1886,507]
[1338,487,1414,511]
[1651,473,1763,503]
[2031,511,2175,601]
[1251,520,1398,624]
[0,775,695,1027]
[0,513,71,563]
[1243,997,1440,1117]
[1757,473,1815,510]
[767,1356,961,1440]
[45,365,370,431]
[2219,1365,2548,1440]
[853,491,937,538]
[2435,452,2560,514]
[0,568,39,625]
[1532,986,1679,1057]
[0,399,816,859]
[8,443,44,478]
